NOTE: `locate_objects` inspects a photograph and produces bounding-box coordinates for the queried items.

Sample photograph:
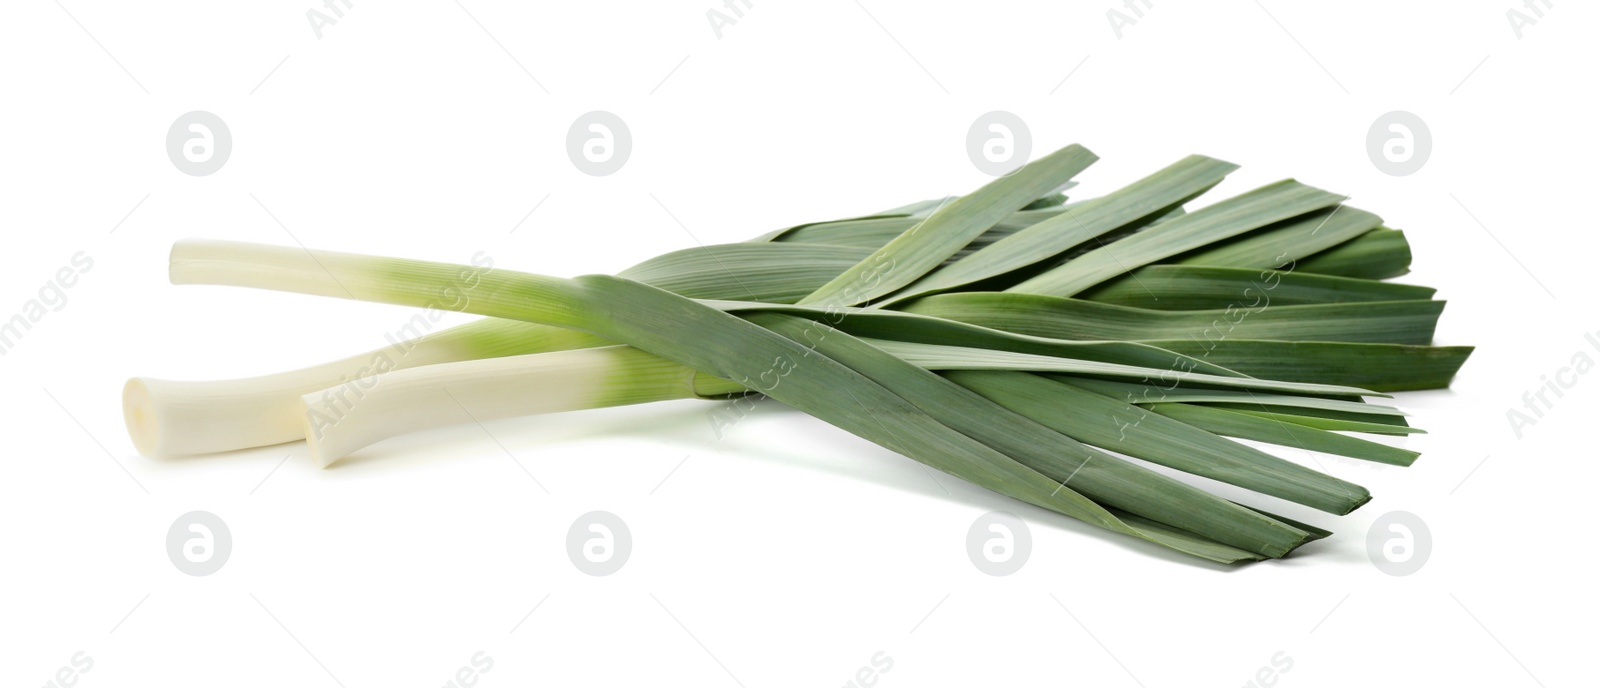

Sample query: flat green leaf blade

[745,314,1314,557]
[1108,509,1288,560]
[762,207,1067,251]
[1174,206,1383,269]
[1008,180,1347,297]
[1147,339,1474,392]
[799,144,1098,306]
[899,293,1446,345]
[864,338,1379,397]
[750,215,913,247]
[1223,407,1422,435]
[1081,265,1436,310]
[570,286,1270,553]
[1065,378,1405,418]
[881,155,1238,302]
[1201,399,1414,427]
[1149,403,1420,466]
[617,243,873,303]
[713,301,1250,378]
[948,371,1372,514]
[950,209,1072,261]
[1295,228,1414,279]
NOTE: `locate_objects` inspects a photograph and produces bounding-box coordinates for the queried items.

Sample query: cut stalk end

[122,378,162,458]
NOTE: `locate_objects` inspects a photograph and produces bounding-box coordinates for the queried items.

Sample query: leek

[123,142,1474,562]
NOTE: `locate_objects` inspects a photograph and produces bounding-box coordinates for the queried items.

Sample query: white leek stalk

[122,319,604,457]
[300,345,742,467]
[126,240,615,456]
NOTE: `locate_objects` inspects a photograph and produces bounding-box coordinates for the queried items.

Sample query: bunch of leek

[124,144,1471,563]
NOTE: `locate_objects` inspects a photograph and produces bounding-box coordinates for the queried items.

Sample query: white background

[2,1,1595,686]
